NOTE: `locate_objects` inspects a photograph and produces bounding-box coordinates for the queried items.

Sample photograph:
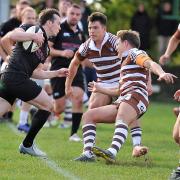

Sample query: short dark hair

[88,12,107,26]
[39,8,60,25]
[70,3,81,10]
[117,30,140,48]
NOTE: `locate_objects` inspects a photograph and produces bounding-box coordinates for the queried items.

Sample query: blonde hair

[117,30,140,48]
[20,7,36,20]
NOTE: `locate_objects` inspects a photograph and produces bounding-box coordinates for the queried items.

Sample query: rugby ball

[23,26,43,52]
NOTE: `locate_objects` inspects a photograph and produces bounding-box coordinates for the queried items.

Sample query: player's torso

[119,52,149,95]
[51,21,85,68]
[86,40,121,84]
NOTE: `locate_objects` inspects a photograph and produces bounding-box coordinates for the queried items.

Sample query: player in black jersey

[0,0,30,121]
[0,8,68,157]
[49,4,85,141]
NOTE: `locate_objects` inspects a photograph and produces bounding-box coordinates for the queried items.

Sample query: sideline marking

[7,123,81,180]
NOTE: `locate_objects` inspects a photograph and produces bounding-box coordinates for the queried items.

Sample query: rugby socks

[130,126,142,146]
[19,110,29,125]
[108,120,128,156]
[70,113,82,136]
[82,124,96,157]
[23,110,51,147]
[64,99,72,122]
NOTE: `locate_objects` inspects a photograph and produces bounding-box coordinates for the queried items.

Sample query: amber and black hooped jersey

[76,32,121,84]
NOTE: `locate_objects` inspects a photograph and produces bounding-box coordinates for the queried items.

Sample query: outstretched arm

[32,63,68,79]
[88,81,120,96]
[143,59,177,84]
[65,54,82,97]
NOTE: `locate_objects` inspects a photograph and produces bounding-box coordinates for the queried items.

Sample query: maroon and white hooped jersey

[76,32,121,84]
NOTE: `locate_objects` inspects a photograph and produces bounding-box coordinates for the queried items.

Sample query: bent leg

[107,102,138,157]
[81,105,117,155]
[22,89,53,147]
[173,113,180,144]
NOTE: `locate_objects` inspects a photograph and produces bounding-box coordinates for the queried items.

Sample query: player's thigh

[0,97,12,116]
[88,92,112,109]
[173,114,180,143]
[83,104,117,124]
[27,88,53,111]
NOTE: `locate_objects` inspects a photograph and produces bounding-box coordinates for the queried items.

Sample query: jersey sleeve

[75,41,89,61]
[130,48,152,67]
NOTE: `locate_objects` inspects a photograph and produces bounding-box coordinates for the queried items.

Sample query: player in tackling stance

[74,30,176,162]
[0,8,68,157]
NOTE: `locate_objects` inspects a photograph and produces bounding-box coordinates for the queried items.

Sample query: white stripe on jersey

[121,73,146,80]
[95,61,121,70]
[134,89,148,102]
[90,56,119,63]
[120,80,147,90]
[97,69,120,78]
[100,77,120,83]
[120,64,141,71]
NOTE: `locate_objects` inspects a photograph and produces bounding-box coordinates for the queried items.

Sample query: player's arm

[32,63,68,79]
[6,28,44,44]
[1,31,15,56]
[136,55,177,84]
[88,81,120,96]
[159,27,180,65]
[0,38,8,60]
[65,53,82,97]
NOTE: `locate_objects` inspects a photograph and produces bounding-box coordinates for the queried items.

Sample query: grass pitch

[0,102,179,180]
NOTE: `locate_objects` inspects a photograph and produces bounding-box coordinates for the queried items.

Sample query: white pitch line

[7,123,81,180]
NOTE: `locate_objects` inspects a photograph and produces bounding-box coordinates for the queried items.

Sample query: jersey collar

[89,32,109,51]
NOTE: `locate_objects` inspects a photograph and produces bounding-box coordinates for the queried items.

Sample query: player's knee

[82,110,95,124]
[173,107,180,117]
[172,132,180,144]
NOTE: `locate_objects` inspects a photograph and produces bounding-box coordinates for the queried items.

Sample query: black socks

[71,113,82,136]
[23,109,51,147]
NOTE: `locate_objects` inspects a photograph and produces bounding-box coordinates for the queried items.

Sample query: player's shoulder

[108,32,118,39]
[129,48,147,60]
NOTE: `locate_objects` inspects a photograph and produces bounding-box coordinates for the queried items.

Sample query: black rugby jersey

[49,20,85,69]
[4,24,50,78]
[0,17,21,37]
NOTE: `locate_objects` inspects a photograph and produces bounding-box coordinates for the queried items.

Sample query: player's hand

[147,79,153,96]
[159,54,170,65]
[62,50,74,59]
[56,68,69,77]
[157,73,177,84]
[88,81,101,93]
[33,32,44,47]
[65,86,73,99]
[174,90,180,102]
